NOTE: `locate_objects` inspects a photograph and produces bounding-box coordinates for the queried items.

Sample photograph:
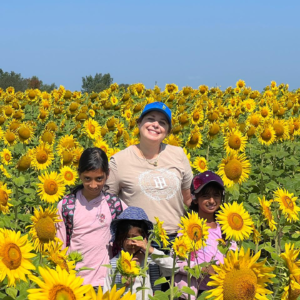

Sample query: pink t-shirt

[56,190,127,287]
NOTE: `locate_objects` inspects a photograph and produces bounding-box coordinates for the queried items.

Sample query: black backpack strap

[61,193,77,247]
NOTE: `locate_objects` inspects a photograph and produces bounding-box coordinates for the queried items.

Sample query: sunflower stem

[111,267,118,288]
[169,254,177,300]
[142,233,152,300]
[187,252,191,300]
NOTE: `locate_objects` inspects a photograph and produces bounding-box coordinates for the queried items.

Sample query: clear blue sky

[1,1,300,91]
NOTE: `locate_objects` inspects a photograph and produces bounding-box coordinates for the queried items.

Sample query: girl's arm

[55,200,67,248]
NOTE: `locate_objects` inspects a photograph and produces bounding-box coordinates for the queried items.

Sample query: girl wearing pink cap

[175,171,236,299]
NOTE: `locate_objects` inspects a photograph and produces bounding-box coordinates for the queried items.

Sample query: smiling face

[138,111,170,144]
[79,168,108,201]
[194,184,223,216]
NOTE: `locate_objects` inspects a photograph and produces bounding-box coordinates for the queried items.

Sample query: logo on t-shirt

[138,168,180,201]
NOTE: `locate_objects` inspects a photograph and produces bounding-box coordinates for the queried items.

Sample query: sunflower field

[0,81,300,299]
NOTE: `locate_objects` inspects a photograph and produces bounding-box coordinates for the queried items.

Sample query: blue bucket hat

[110,207,153,242]
[139,102,172,125]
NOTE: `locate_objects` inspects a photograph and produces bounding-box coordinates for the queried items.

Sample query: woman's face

[138,111,169,144]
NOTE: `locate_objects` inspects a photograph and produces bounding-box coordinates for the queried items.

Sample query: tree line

[0,69,129,93]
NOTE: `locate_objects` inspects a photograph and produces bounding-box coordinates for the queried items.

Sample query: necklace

[139,144,162,167]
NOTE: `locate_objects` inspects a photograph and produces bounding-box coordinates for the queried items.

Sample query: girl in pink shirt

[56,148,127,289]
[175,171,236,299]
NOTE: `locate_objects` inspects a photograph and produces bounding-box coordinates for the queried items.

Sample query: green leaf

[154,277,168,286]
[181,286,196,296]
[151,254,170,259]
[128,236,144,241]
[136,287,150,292]
[197,291,212,300]
[100,264,112,269]
[5,287,18,299]
[77,267,94,271]
[13,176,26,187]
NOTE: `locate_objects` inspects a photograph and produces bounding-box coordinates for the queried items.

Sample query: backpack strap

[104,192,123,220]
[61,193,77,247]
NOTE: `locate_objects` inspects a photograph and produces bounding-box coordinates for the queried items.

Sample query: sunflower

[272,118,289,141]
[1,149,12,165]
[207,247,275,300]
[198,85,208,95]
[243,99,256,113]
[178,211,209,251]
[3,105,15,118]
[117,250,140,276]
[57,134,79,154]
[37,171,66,203]
[88,285,136,300]
[18,122,34,144]
[46,121,58,132]
[27,265,91,300]
[247,113,262,128]
[15,153,31,172]
[60,166,78,186]
[83,118,101,140]
[94,139,110,154]
[236,79,246,89]
[208,121,221,139]
[71,146,84,168]
[165,83,178,95]
[40,130,55,145]
[251,225,262,245]
[0,182,12,214]
[172,235,191,259]
[27,206,61,252]
[224,129,247,154]
[193,157,208,173]
[163,134,183,147]
[154,217,170,248]
[30,143,54,171]
[46,240,76,274]
[106,116,119,131]
[0,165,11,179]
[216,202,253,241]
[186,126,202,149]
[0,229,36,286]
[3,129,18,146]
[191,107,204,125]
[274,188,300,223]
[257,123,276,146]
[122,109,132,122]
[258,197,277,231]
[280,243,300,300]
[217,153,251,187]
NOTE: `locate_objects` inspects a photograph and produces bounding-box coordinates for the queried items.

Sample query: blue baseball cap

[139,102,172,125]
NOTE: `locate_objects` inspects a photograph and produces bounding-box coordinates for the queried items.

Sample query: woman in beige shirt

[106,102,193,239]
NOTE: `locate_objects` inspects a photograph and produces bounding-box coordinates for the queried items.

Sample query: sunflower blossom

[178,211,209,251]
[207,247,275,300]
[154,217,170,248]
[117,250,140,277]
[258,196,277,231]
[216,202,253,241]
[88,284,136,300]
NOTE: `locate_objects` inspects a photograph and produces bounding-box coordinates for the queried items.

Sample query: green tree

[81,73,113,93]
[40,82,57,92]
[0,69,28,91]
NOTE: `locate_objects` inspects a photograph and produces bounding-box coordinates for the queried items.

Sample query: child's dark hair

[71,147,109,194]
[114,220,149,249]
[190,182,224,217]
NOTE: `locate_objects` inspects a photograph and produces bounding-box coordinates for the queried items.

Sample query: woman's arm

[182,188,192,208]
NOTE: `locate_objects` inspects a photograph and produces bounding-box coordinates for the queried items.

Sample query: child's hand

[122,276,135,287]
[131,238,154,254]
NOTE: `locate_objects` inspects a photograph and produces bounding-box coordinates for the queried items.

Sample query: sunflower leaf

[154,277,168,286]
[128,236,144,241]
[181,286,195,296]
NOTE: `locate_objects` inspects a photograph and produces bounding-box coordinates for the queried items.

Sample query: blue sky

[1,1,300,91]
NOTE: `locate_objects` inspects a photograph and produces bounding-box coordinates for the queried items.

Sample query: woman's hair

[137,112,172,134]
[114,220,149,249]
[71,147,109,195]
[190,182,224,215]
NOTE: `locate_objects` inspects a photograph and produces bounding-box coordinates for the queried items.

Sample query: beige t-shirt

[106,144,193,234]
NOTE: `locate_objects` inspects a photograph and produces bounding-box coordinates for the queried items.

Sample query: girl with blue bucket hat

[103,206,177,299]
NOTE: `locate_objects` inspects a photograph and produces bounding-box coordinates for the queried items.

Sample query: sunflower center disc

[282,196,294,209]
[261,109,268,117]
[190,134,199,144]
[228,135,241,150]
[49,285,76,300]
[228,213,244,230]
[261,129,272,141]
[42,132,53,144]
[19,127,30,139]
[189,225,202,241]
[64,171,74,181]
[6,132,16,143]
[62,151,73,164]
[224,159,242,180]
[0,190,8,206]
[223,268,257,300]
[2,243,22,270]
[273,124,284,137]
[35,216,56,243]
[209,124,220,136]
[89,125,95,134]
[288,286,300,300]
[4,154,10,161]
[37,150,48,163]
[199,161,206,169]
[28,91,36,99]
[44,179,59,195]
